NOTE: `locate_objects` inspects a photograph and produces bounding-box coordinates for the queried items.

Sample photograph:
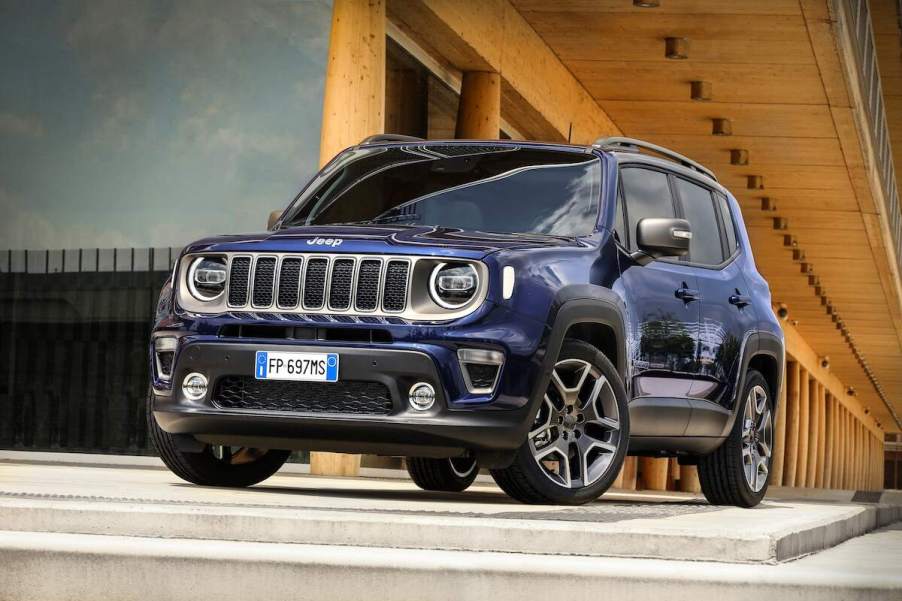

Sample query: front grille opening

[213,376,392,415]
[463,363,500,390]
[252,257,277,307]
[155,351,174,379]
[228,257,251,306]
[219,324,392,344]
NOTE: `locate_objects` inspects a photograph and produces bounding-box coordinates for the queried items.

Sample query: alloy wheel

[741,385,772,492]
[528,358,622,488]
[448,457,477,478]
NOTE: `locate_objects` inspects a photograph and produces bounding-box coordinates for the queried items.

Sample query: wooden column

[806,378,820,487]
[771,364,788,486]
[840,407,852,489]
[455,72,501,139]
[814,383,826,488]
[796,368,810,487]
[639,457,670,491]
[844,410,853,489]
[824,393,834,489]
[679,465,702,493]
[783,361,801,487]
[619,456,638,490]
[318,0,385,164]
[311,0,386,478]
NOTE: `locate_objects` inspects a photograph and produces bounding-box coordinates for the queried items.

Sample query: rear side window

[716,192,739,254]
[619,167,675,251]
[673,177,724,266]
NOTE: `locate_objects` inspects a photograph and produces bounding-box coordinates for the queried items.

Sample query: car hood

[183,225,586,259]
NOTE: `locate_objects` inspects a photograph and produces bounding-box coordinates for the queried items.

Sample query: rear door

[671,177,758,436]
[616,166,702,430]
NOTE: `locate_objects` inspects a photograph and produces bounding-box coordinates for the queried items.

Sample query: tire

[490,339,629,505]
[406,456,479,492]
[698,370,773,507]
[146,388,290,487]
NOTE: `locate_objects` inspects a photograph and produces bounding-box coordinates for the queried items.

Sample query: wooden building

[311,0,902,492]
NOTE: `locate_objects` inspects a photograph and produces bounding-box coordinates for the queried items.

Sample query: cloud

[0,112,45,138]
[0,186,132,250]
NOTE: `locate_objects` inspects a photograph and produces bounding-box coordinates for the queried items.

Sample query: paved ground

[1,454,901,600]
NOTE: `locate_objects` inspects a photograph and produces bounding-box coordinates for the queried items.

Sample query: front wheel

[491,339,629,505]
[147,389,290,487]
[697,369,773,507]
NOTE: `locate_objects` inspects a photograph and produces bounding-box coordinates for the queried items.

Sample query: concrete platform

[0,456,899,565]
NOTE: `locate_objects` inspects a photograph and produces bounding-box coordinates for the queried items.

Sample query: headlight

[187,256,227,301]
[429,262,478,309]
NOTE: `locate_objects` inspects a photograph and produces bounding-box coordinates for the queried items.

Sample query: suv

[148,136,783,507]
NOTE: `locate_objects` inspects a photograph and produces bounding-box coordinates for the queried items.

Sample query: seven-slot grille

[228,255,411,314]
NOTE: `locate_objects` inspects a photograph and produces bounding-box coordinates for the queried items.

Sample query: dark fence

[0,248,179,455]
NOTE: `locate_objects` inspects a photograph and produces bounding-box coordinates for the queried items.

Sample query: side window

[673,177,724,266]
[619,167,675,252]
[716,192,739,254]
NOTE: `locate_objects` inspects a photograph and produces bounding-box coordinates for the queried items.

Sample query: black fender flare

[719,330,785,438]
[526,285,629,423]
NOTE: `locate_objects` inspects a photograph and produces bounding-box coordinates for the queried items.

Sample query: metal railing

[840,0,902,273]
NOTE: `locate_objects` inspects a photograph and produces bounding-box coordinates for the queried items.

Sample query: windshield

[283,145,602,237]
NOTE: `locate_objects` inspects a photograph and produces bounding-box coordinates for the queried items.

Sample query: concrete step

[1,493,900,564]
[3,526,901,601]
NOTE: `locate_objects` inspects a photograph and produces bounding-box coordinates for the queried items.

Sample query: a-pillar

[311,0,386,477]
[455,72,501,139]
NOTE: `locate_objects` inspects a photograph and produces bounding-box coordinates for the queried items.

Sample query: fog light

[408,382,435,411]
[182,372,208,400]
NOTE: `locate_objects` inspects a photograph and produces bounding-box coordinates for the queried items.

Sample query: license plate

[254,351,339,382]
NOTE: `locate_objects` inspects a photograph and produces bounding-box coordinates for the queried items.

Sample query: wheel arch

[720,331,785,438]
[530,286,629,419]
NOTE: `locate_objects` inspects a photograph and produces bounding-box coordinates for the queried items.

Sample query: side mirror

[267,210,282,231]
[634,217,691,265]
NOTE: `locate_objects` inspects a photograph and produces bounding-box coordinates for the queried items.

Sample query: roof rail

[593,136,717,182]
[360,134,424,145]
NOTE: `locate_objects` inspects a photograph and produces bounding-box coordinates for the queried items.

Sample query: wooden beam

[455,71,501,138]
[313,0,387,477]
[387,0,620,142]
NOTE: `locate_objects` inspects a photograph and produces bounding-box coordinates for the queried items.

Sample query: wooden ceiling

[511,0,902,431]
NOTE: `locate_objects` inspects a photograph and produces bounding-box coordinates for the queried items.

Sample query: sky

[0,0,332,250]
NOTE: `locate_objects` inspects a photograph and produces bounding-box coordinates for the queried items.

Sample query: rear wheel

[698,370,773,507]
[491,339,629,505]
[406,456,478,492]
[147,389,290,487]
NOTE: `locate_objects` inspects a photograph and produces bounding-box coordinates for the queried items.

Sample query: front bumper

[151,340,536,457]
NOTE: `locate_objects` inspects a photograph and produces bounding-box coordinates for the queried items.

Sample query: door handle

[729,290,751,308]
[675,284,699,302]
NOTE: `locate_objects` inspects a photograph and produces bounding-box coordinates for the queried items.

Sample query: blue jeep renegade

[148,136,784,507]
